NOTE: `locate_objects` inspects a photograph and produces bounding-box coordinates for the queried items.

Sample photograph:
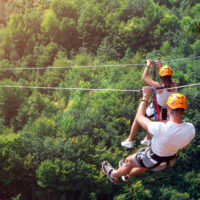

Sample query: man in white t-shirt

[102,86,195,183]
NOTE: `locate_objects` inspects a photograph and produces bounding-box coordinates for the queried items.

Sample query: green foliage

[30,117,57,138]
[50,0,78,20]
[77,0,107,52]
[97,37,120,61]
[36,158,75,189]
[191,3,200,18]
[119,0,151,21]
[181,16,200,37]
[155,13,180,45]
[160,41,172,56]
[0,80,27,128]
[0,133,28,198]
[12,193,21,200]
[160,187,191,200]
[0,0,200,199]
[191,40,200,55]
[41,9,59,41]
[127,181,152,199]
[35,42,59,67]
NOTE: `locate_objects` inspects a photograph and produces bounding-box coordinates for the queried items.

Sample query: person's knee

[125,155,135,168]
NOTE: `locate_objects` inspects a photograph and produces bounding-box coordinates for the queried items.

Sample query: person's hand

[155,60,163,68]
[146,59,152,67]
[142,86,151,100]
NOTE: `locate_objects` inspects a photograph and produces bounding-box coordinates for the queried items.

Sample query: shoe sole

[102,161,118,183]
[121,142,133,148]
[102,161,109,176]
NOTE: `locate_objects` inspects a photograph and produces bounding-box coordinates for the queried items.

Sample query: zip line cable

[162,55,200,64]
[174,82,200,90]
[0,55,200,71]
[0,63,143,71]
[156,83,200,91]
[0,83,199,92]
[0,85,141,92]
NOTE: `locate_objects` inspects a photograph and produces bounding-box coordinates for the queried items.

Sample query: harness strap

[154,95,161,121]
[149,148,177,166]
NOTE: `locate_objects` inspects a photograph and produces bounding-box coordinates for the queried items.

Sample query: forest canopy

[0,0,200,199]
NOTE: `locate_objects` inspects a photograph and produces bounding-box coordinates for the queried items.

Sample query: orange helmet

[159,65,172,76]
[167,93,187,110]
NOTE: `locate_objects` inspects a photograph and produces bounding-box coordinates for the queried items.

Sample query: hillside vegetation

[0,0,200,199]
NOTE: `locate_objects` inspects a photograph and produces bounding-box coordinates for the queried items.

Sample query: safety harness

[148,148,177,170]
[136,147,178,171]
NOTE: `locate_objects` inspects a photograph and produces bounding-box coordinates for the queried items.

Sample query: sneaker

[102,161,118,183]
[140,138,151,146]
[121,139,133,148]
[119,160,130,182]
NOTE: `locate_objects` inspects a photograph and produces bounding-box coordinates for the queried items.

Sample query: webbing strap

[154,95,161,121]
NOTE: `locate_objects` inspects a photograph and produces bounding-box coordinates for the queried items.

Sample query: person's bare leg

[112,154,147,179]
[128,119,140,141]
[129,166,147,177]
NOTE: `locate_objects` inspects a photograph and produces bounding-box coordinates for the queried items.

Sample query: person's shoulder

[148,121,165,128]
[184,122,195,135]
[148,121,165,135]
[149,121,165,125]
[184,122,195,128]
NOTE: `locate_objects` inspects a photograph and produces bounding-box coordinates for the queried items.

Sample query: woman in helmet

[121,59,177,148]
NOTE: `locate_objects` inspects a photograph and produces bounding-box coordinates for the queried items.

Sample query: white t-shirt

[148,121,195,156]
[156,88,176,108]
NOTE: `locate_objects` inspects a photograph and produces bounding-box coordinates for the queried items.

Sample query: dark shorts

[134,147,177,170]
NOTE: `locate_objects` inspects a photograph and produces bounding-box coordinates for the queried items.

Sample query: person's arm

[142,59,161,87]
[135,86,151,131]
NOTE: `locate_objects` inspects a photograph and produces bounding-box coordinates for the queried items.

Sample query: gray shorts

[134,147,158,169]
[134,147,177,170]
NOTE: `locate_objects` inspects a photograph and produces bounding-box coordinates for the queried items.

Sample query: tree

[181,16,200,38]
[119,0,151,21]
[0,80,26,128]
[35,42,59,67]
[50,0,78,20]
[36,159,76,199]
[7,14,28,58]
[0,133,27,199]
[41,9,59,42]
[0,0,6,25]
[155,13,180,45]
[77,1,107,53]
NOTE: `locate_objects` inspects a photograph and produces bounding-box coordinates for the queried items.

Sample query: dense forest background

[0,0,200,199]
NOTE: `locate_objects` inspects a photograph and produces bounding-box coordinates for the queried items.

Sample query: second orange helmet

[159,65,172,77]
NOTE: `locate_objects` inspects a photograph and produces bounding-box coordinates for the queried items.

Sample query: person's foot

[121,139,133,148]
[102,161,118,183]
[140,138,151,146]
[119,160,130,182]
